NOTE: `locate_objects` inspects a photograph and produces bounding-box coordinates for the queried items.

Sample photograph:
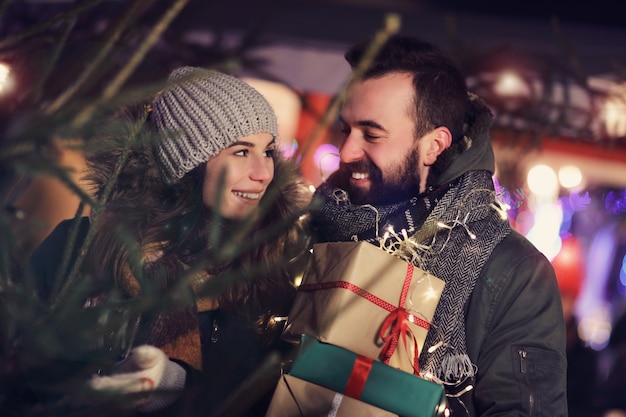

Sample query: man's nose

[339,133,364,163]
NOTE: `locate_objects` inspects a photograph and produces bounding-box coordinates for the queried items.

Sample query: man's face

[336,72,430,205]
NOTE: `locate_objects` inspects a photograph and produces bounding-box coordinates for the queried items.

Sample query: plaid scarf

[312,169,511,386]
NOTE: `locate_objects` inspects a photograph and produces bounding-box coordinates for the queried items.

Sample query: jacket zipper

[518,348,535,414]
[210,318,220,343]
[519,348,527,373]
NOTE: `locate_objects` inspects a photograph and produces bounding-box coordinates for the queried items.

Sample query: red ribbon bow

[377,264,429,375]
[379,306,422,375]
[298,263,430,375]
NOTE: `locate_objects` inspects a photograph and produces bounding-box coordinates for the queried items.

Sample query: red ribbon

[298,280,397,311]
[379,306,422,374]
[377,264,423,375]
[298,263,430,375]
[344,354,373,399]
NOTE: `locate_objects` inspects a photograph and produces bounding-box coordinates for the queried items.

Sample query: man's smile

[351,172,370,180]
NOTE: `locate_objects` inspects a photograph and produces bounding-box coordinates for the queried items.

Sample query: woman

[28,67,311,416]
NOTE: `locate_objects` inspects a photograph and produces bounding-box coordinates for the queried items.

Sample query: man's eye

[364,133,380,141]
[335,121,349,135]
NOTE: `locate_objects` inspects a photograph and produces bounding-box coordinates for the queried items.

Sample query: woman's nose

[250,156,273,183]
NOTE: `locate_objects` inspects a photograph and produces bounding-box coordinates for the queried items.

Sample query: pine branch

[72,0,190,129]
[44,0,149,115]
[0,0,105,50]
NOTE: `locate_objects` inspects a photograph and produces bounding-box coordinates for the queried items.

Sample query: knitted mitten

[89,345,186,412]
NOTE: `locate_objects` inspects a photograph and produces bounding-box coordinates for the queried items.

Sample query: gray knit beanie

[151,66,279,182]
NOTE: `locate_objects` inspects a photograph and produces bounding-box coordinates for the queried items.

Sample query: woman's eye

[264,147,276,158]
[234,149,248,157]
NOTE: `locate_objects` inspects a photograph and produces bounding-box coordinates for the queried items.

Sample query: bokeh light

[601,84,626,138]
[619,254,626,295]
[558,165,583,189]
[0,62,12,94]
[280,138,299,159]
[527,164,558,199]
[494,70,530,98]
[569,190,591,211]
[314,143,339,179]
[605,190,626,214]
[525,200,563,260]
[559,196,573,233]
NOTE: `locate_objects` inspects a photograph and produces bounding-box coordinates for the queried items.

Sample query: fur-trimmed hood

[82,111,313,370]
[142,157,311,371]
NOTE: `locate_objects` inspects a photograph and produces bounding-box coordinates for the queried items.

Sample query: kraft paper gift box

[283,241,445,374]
[265,374,398,417]
[269,335,447,417]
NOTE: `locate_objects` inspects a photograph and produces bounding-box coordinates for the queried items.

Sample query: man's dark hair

[345,35,468,145]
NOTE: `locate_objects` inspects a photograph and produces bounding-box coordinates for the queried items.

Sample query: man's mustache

[339,160,374,175]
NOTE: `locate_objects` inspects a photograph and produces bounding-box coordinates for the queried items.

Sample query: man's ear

[424,127,452,165]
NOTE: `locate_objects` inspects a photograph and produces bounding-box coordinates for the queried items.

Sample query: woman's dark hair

[83,104,308,336]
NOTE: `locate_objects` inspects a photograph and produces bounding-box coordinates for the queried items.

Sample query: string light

[428,341,444,354]
[377,188,504,266]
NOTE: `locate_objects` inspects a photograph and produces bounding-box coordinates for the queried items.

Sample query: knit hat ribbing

[151,67,279,182]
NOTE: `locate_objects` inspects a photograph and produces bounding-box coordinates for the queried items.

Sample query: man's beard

[332,151,421,206]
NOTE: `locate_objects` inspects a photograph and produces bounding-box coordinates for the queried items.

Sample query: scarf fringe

[424,352,475,385]
[441,353,475,382]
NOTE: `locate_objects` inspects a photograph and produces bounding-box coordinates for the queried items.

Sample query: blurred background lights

[525,201,563,260]
[579,312,613,351]
[313,143,339,179]
[552,235,584,281]
[280,138,299,159]
[0,62,11,93]
[601,83,626,138]
[558,165,583,189]
[605,190,626,214]
[527,164,558,198]
[619,254,626,294]
[494,70,530,98]
[569,190,591,211]
[559,196,574,233]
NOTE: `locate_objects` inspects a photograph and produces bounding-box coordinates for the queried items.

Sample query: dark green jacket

[311,94,567,417]
[462,229,567,416]
[444,95,567,417]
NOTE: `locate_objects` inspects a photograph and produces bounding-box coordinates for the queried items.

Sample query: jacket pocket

[512,345,567,417]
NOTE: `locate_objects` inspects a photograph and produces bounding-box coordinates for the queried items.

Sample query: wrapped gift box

[280,335,447,417]
[283,241,445,373]
[265,374,397,417]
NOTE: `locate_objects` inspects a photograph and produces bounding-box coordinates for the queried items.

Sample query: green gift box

[288,335,447,417]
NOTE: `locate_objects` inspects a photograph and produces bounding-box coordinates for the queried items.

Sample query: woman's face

[202,132,276,219]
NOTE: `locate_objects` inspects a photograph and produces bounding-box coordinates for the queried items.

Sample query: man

[311,35,568,416]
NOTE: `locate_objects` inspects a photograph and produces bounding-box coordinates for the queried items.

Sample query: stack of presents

[266,241,449,417]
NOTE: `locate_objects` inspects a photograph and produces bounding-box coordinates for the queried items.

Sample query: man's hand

[89,345,186,412]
